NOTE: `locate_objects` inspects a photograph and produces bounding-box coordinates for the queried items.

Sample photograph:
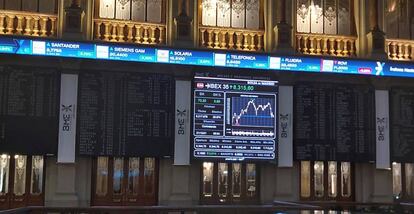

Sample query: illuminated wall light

[388,0,397,12]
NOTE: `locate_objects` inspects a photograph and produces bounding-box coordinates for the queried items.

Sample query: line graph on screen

[231,97,275,128]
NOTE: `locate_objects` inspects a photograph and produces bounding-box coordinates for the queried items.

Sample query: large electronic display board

[77,70,174,157]
[294,83,375,162]
[391,88,414,163]
[0,66,59,155]
[193,76,278,161]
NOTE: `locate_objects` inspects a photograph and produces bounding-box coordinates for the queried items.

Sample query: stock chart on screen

[193,76,278,161]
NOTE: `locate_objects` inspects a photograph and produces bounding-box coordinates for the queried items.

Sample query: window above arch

[198,0,265,51]
[0,0,57,14]
[385,0,413,39]
[96,0,165,24]
[200,0,263,30]
[0,0,58,37]
[384,0,414,61]
[296,0,352,35]
[93,0,166,44]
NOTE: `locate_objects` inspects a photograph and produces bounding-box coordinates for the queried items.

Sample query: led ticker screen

[3,36,414,79]
[193,76,278,161]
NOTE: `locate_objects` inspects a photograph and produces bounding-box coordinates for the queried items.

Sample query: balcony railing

[0,10,57,37]
[94,18,166,45]
[296,33,357,57]
[199,26,265,51]
[386,39,414,61]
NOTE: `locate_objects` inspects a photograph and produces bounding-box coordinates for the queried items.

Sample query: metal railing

[94,18,166,45]
[296,33,357,57]
[199,26,265,51]
[0,10,57,37]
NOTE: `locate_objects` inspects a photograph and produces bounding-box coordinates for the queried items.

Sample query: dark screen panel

[294,83,375,162]
[391,88,414,163]
[0,66,59,155]
[77,70,174,157]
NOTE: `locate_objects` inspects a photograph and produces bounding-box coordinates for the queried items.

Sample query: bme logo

[280,114,289,138]
[177,109,186,135]
[62,104,72,112]
[62,105,73,131]
[376,117,386,141]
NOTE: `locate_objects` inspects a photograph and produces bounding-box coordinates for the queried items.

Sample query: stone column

[371,165,393,202]
[366,0,387,59]
[174,0,193,47]
[46,60,82,207]
[274,167,296,201]
[277,0,287,23]
[369,0,379,30]
[46,157,92,207]
[62,0,85,40]
[45,59,93,207]
[168,164,194,205]
[53,162,79,206]
[274,0,294,53]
